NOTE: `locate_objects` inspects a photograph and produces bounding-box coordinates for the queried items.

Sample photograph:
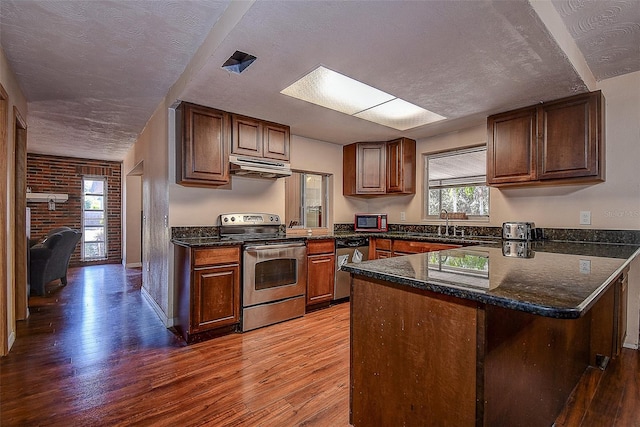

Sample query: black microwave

[354,213,388,232]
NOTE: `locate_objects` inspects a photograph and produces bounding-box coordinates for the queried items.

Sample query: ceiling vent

[222,51,257,74]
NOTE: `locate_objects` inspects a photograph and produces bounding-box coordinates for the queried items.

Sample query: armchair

[29,227,82,296]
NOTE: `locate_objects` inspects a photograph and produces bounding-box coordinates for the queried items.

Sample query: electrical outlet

[579,259,591,274]
[580,211,591,225]
[400,212,406,221]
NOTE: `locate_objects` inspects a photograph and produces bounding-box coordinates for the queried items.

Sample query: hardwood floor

[1,264,638,426]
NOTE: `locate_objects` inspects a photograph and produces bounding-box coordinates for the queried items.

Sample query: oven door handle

[244,242,306,252]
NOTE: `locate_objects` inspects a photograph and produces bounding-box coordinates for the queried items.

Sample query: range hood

[229,155,292,179]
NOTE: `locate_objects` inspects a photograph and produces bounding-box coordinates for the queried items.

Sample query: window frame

[286,170,331,229]
[422,145,490,222]
[81,175,108,261]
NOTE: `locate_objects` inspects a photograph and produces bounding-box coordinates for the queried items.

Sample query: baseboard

[140,286,171,327]
[125,262,142,268]
[623,342,639,350]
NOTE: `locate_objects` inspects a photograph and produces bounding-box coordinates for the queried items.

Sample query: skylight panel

[281,66,446,130]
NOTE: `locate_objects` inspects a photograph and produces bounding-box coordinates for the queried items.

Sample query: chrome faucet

[440,209,449,236]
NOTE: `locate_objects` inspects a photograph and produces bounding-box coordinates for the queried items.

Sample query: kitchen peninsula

[342,241,639,426]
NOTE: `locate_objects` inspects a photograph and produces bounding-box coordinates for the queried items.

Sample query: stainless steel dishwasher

[334,236,369,301]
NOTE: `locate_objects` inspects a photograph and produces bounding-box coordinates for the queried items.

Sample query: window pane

[84,180,104,194]
[84,210,105,226]
[84,242,106,259]
[285,171,329,228]
[429,186,489,216]
[84,226,105,242]
[425,147,489,218]
[84,195,104,210]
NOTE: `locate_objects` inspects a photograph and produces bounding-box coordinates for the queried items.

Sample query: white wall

[168,134,368,227]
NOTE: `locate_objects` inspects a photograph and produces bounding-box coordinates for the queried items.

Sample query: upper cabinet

[487,91,605,187]
[386,138,416,194]
[176,102,231,187]
[231,114,290,161]
[343,137,416,197]
[176,102,291,187]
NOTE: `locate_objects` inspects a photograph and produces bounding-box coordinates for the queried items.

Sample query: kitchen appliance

[354,213,388,232]
[335,236,369,301]
[219,213,306,331]
[502,222,538,258]
[229,155,292,179]
[502,222,537,240]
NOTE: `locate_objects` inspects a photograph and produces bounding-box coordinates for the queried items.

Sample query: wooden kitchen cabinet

[615,267,629,356]
[487,91,604,187]
[343,138,416,197]
[392,239,460,255]
[370,238,392,259]
[231,114,290,161]
[589,267,629,366]
[175,245,241,343]
[370,237,460,259]
[306,239,336,309]
[176,102,231,187]
[386,138,416,194]
[343,142,386,196]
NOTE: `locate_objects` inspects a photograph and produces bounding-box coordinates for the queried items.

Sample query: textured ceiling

[552,0,640,81]
[0,0,231,160]
[0,0,638,162]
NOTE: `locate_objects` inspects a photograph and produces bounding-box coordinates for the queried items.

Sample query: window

[285,171,330,228]
[82,176,107,260]
[424,146,489,219]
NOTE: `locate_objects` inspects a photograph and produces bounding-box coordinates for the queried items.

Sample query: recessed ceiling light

[222,50,257,74]
[281,66,446,130]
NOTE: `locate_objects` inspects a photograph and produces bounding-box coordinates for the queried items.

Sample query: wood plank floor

[1,264,638,426]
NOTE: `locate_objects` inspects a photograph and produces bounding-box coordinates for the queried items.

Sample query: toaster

[502,222,537,241]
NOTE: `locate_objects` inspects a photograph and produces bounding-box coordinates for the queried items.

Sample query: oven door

[243,241,307,307]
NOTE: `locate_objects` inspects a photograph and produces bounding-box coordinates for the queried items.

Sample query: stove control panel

[219,213,281,226]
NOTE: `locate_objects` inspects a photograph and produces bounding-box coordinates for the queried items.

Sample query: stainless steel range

[219,213,306,331]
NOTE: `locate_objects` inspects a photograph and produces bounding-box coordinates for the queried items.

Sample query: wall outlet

[579,259,591,274]
[400,212,406,221]
[580,211,591,225]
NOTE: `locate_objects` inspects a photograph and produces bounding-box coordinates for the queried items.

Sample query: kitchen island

[341,241,639,427]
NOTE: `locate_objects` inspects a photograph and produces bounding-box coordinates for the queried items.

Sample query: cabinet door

[192,263,240,332]
[263,122,290,161]
[231,115,263,157]
[307,253,335,305]
[178,103,230,186]
[386,138,416,194]
[487,107,537,185]
[357,142,386,194]
[538,91,602,181]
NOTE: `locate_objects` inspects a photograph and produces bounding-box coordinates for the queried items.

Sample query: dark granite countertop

[341,241,640,319]
[171,231,499,248]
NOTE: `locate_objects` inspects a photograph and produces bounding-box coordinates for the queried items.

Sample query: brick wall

[26,154,122,266]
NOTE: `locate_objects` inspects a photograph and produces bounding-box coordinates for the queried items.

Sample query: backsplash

[334,223,640,244]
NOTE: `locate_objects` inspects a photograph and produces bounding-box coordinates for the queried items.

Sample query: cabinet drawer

[194,246,240,267]
[375,238,392,251]
[308,239,335,255]
[393,240,460,254]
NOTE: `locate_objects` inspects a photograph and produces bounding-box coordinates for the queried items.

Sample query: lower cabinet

[174,245,241,343]
[589,267,629,366]
[306,239,336,309]
[370,237,460,259]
